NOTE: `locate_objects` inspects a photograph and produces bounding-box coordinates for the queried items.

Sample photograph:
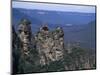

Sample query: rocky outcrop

[17,19,37,73]
[14,19,65,73]
[18,19,32,56]
[34,25,64,66]
[12,19,96,74]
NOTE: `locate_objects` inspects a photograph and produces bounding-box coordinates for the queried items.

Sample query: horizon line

[12,1,96,13]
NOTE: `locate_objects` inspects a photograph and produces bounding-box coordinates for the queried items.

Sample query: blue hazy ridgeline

[12,8,96,50]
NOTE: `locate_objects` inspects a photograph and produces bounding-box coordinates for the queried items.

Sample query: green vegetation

[12,19,96,74]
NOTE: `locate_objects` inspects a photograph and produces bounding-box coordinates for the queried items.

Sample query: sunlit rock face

[17,19,36,73]
[35,25,64,66]
[18,19,32,56]
[17,21,65,73]
[13,19,96,74]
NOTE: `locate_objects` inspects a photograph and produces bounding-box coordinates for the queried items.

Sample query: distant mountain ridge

[12,8,96,49]
[63,20,96,50]
[13,8,95,25]
[12,19,96,74]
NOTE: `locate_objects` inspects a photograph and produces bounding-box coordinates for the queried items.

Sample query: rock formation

[18,19,32,56]
[17,19,36,73]
[34,25,64,66]
[12,18,96,74]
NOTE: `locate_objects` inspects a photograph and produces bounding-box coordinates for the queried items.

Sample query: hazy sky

[12,1,96,13]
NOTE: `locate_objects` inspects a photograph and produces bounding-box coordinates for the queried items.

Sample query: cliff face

[35,25,64,65]
[13,19,65,73]
[18,19,32,56]
[17,19,38,73]
[12,19,96,74]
